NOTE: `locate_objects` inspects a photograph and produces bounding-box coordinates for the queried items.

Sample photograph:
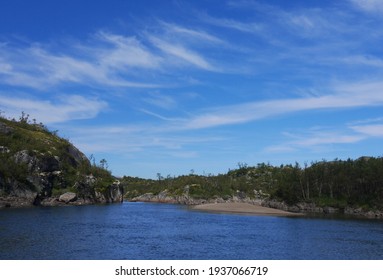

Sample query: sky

[1,0,383,178]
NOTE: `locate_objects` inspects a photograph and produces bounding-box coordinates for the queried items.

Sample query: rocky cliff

[0,116,123,208]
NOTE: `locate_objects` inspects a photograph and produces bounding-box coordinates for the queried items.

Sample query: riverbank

[261,200,383,219]
[191,202,303,217]
[129,191,383,219]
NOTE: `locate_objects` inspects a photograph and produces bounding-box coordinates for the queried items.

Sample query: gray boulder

[59,192,77,203]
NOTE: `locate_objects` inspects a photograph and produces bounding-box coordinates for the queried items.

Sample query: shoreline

[191,202,304,217]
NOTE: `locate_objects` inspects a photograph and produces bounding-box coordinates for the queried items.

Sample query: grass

[1,115,115,199]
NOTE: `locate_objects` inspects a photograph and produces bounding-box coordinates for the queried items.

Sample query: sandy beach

[191,202,303,217]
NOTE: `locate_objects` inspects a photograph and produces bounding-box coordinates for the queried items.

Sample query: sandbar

[191,202,303,217]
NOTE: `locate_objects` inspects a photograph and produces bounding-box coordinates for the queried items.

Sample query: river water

[0,202,382,259]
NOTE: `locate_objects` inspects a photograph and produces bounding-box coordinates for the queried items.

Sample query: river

[0,202,382,259]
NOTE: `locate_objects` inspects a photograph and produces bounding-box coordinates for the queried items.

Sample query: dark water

[0,202,382,260]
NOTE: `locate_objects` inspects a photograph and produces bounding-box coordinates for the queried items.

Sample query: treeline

[122,157,383,210]
[273,157,383,209]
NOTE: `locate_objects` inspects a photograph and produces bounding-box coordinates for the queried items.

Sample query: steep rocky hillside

[0,114,123,208]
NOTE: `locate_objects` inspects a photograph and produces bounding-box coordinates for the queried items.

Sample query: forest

[122,157,383,210]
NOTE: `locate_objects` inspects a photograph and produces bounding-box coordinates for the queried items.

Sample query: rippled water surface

[0,202,382,259]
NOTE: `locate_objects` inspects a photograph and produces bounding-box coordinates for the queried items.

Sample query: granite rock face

[0,117,123,208]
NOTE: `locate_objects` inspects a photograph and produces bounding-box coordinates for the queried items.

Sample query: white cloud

[348,117,383,125]
[339,55,383,67]
[294,133,365,147]
[226,0,337,37]
[181,82,383,129]
[265,129,365,154]
[0,38,162,89]
[0,61,12,73]
[149,36,216,71]
[350,0,383,13]
[0,27,225,91]
[142,93,177,110]
[289,15,315,30]
[335,80,383,94]
[200,13,262,34]
[140,109,182,122]
[65,122,224,157]
[0,94,107,124]
[159,21,224,44]
[27,47,102,84]
[351,124,383,137]
[265,117,383,155]
[96,31,162,70]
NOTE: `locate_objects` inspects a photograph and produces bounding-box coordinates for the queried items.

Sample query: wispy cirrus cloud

[142,93,177,110]
[264,128,366,154]
[148,36,217,71]
[338,55,383,68]
[197,0,379,79]
[0,94,107,124]
[65,122,224,156]
[348,116,383,125]
[351,124,383,137]
[226,0,383,64]
[264,114,383,155]
[159,21,225,45]
[95,31,162,70]
[0,36,162,90]
[350,0,383,14]
[291,132,365,147]
[199,12,263,34]
[265,117,383,155]
[226,0,336,36]
[0,27,223,91]
[180,81,383,129]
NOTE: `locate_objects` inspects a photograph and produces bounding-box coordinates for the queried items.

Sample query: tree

[89,154,96,166]
[19,111,29,123]
[157,173,162,182]
[99,159,108,170]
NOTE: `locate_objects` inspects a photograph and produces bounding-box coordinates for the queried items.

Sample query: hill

[0,113,123,208]
[122,159,383,218]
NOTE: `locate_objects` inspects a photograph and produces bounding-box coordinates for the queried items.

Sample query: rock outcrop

[0,117,123,208]
[261,200,383,218]
[129,188,262,206]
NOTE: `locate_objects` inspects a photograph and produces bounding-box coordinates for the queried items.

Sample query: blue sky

[1,0,383,178]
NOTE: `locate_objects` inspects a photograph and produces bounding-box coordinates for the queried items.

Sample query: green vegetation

[2,112,382,211]
[122,158,383,210]
[0,113,114,199]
